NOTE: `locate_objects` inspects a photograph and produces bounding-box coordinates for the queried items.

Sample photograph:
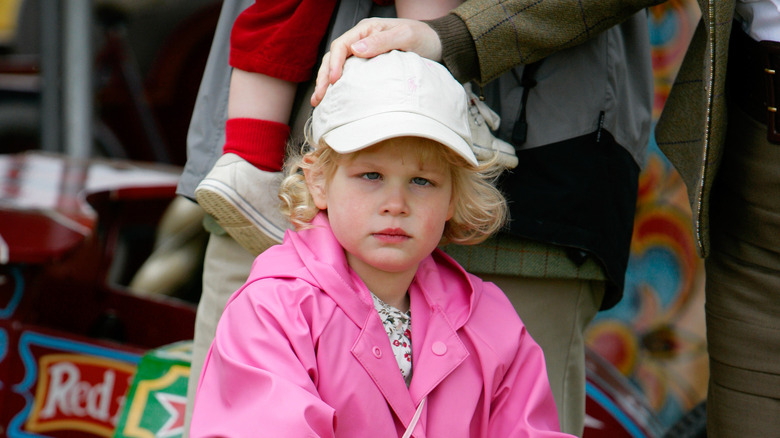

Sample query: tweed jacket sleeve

[431,0,663,84]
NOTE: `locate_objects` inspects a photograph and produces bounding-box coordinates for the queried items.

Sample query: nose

[380,184,409,216]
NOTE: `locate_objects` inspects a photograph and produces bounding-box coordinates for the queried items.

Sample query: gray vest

[487,11,652,166]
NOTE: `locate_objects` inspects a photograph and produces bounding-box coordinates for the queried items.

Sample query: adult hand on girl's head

[311,18,442,106]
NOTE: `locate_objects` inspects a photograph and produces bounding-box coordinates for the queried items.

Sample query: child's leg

[194,0,337,255]
[223,70,295,173]
[195,70,295,255]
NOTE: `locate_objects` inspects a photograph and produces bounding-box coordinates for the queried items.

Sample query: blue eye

[362,172,381,180]
[412,177,431,186]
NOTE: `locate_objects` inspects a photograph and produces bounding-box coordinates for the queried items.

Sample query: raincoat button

[373,346,382,358]
[432,341,447,356]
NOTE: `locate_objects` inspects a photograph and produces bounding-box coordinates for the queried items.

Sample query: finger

[346,26,411,59]
[311,22,372,106]
[332,17,391,50]
[311,19,416,107]
[326,45,348,85]
[349,20,442,61]
[325,19,386,81]
[311,52,332,106]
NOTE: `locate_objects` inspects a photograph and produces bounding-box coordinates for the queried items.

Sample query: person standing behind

[655,1,780,435]
[190,50,572,438]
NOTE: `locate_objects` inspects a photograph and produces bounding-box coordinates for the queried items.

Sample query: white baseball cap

[310,50,478,167]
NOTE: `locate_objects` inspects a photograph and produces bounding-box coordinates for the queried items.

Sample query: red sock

[223,118,290,172]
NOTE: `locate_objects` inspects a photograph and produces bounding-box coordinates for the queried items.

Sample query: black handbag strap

[511,61,542,146]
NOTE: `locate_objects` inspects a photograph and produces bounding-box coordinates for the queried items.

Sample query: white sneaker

[195,153,291,255]
[464,83,518,169]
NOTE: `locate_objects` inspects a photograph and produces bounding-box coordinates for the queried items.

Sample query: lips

[373,228,410,242]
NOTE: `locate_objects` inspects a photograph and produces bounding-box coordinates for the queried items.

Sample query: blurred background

[0,0,219,164]
[0,1,707,437]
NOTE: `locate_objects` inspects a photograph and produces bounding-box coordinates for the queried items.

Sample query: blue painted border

[0,328,7,391]
[586,381,647,438]
[0,267,25,319]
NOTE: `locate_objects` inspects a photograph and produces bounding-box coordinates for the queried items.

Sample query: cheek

[327,204,365,254]
[324,191,364,231]
[422,197,454,233]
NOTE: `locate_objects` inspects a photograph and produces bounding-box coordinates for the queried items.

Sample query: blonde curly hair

[279,136,508,246]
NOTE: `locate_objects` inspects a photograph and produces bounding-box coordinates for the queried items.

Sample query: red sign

[24,354,136,437]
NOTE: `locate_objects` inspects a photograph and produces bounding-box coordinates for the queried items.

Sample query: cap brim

[322,112,478,167]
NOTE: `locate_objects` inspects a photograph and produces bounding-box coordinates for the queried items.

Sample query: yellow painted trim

[0,0,24,44]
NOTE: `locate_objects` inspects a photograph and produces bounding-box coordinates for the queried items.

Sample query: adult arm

[312,0,662,105]
[445,0,663,83]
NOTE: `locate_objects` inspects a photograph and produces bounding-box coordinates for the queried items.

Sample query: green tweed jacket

[655,1,736,258]
[443,0,734,259]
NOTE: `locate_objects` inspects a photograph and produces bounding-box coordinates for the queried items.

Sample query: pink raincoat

[191,213,572,437]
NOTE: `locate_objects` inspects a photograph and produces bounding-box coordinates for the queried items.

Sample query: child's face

[308,138,455,283]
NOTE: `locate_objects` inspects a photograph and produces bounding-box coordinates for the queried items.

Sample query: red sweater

[230,0,338,82]
[230,0,395,81]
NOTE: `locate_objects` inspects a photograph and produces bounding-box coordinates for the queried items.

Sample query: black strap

[511,61,542,146]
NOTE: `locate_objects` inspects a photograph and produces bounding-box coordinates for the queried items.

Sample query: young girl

[190,51,570,437]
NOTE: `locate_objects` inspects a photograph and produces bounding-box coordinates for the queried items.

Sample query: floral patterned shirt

[371,293,413,386]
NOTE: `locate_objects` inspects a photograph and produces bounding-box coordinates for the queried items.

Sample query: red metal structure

[0,152,196,436]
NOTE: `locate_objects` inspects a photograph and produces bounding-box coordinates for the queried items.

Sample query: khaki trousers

[705,105,780,437]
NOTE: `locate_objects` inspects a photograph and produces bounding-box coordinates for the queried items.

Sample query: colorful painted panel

[585,0,708,430]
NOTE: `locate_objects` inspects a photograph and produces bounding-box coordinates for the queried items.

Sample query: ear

[304,166,328,210]
[446,195,456,221]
